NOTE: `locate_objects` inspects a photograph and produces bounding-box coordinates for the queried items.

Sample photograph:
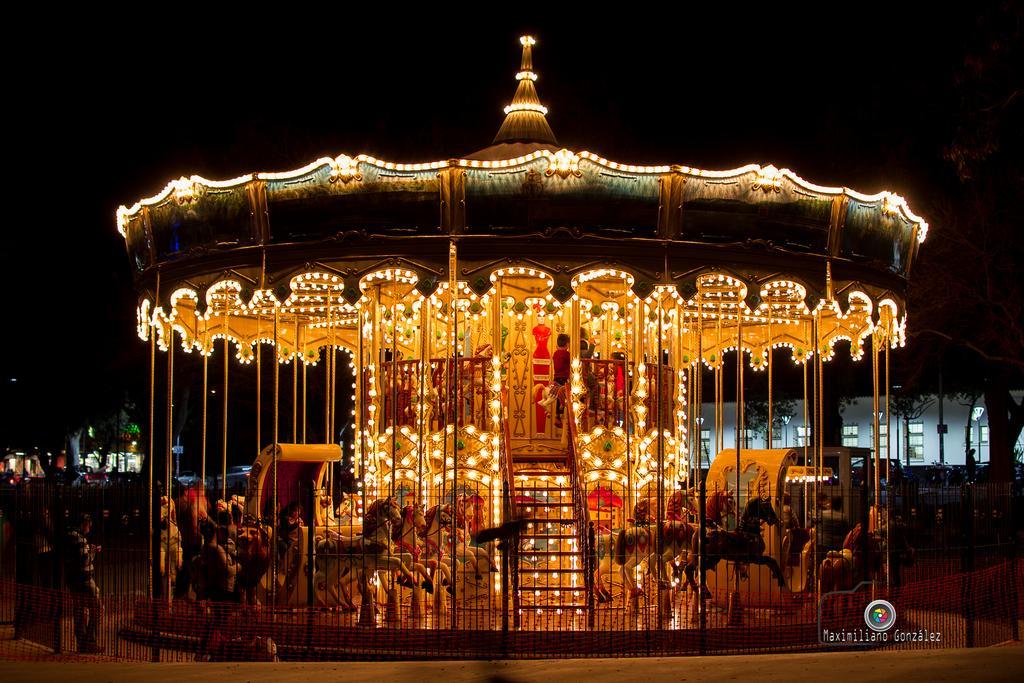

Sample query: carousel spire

[492,35,558,146]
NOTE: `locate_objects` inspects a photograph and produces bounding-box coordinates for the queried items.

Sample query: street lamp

[971,407,984,464]
[780,414,791,447]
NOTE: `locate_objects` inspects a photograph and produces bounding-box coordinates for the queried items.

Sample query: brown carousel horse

[819,516,914,595]
[683,495,786,596]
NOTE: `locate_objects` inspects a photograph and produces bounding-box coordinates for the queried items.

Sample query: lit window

[908,420,925,461]
[842,424,859,448]
[979,424,989,444]
[796,425,812,447]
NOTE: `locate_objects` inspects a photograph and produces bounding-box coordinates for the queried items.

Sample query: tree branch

[910,328,1024,371]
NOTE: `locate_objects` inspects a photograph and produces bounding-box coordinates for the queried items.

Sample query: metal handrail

[499,386,519,628]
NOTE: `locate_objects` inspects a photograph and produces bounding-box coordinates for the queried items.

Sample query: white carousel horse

[535,383,559,414]
[594,492,695,604]
[314,498,426,611]
[389,504,439,591]
[419,503,455,589]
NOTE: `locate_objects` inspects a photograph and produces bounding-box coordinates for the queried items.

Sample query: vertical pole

[624,295,634,515]
[715,313,723,462]
[656,291,665,625]
[872,327,881,532]
[326,299,332,444]
[884,326,891,591]
[817,314,824,526]
[147,273,159,602]
[810,316,818,512]
[695,291,706,636]
[274,306,280,450]
[695,296,703,474]
[418,295,429,505]
[735,315,743,508]
[307,480,315,607]
[165,325,174,607]
[201,321,208,489]
[293,317,298,444]
[222,291,229,501]
[257,314,262,458]
[938,364,945,465]
[302,357,307,444]
[331,305,338,449]
[273,305,280,604]
[734,312,743,606]
[448,242,459,630]
[803,320,813,603]
[766,314,773,447]
[358,300,366,517]
[963,480,975,647]
[697,472,707,652]
[391,280,398,500]
[329,302,337,496]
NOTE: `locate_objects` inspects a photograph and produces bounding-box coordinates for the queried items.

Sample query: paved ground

[1,645,1022,682]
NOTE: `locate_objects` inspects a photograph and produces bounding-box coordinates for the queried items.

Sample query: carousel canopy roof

[117,36,927,365]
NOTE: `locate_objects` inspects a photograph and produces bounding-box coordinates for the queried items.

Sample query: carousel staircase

[511,446,587,620]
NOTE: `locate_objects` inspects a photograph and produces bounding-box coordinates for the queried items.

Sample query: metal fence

[0,477,1019,661]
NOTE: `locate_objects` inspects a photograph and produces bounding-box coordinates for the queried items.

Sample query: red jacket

[552,348,571,381]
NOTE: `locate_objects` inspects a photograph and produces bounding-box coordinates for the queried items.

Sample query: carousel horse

[683,496,786,596]
[778,499,814,584]
[215,495,245,526]
[315,497,428,611]
[419,503,455,589]
[595,492,696,603]
[819,515,914,595]
[159,495,183,591]
[704,489,736,529]
[389,504,439,591]
[535,383,559,416]
[235,514,272,606]
[453,495,498,577]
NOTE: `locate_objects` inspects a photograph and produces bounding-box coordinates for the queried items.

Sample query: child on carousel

[552,333,571,428]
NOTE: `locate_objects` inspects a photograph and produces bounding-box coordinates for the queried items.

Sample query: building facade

[695,391,1024,467]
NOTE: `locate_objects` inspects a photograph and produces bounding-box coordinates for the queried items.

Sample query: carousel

[120,35,927,634]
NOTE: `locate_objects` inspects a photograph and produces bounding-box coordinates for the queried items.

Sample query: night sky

[1,8,987,457]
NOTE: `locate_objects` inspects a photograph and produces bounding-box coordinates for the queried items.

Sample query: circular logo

[864,599,897,632]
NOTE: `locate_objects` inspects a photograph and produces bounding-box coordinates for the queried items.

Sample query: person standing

[64,513,102,653]
[552,333,571,428]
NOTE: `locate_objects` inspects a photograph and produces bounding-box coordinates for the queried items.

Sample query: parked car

[175,470,201,488]
[81,467,109,486]
[209,465,252,495]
